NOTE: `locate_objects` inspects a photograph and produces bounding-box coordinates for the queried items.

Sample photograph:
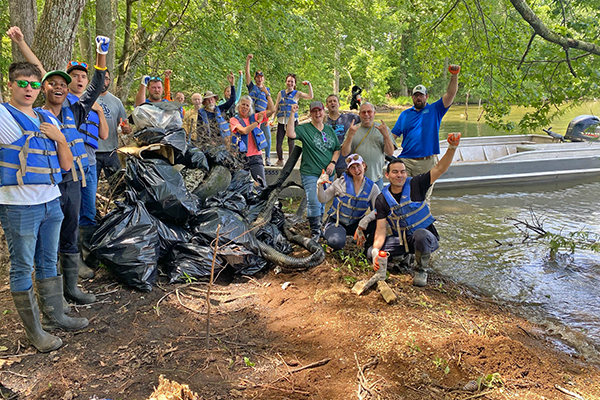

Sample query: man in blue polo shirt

[391,65,460,179]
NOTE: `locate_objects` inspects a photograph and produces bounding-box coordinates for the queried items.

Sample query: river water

[394,102,600,361]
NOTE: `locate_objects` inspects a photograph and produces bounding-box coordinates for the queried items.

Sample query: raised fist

[448,64,460,75]
[95,36,110,55]
[142,75,151,86]
[447,132,461,147]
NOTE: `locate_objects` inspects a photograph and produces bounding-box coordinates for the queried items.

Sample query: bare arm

[376,121,395,156]
[340,120,358,157]
[245,54,253,86]
[135,82,146,107]
[7,26,46,75]
[272,91,282,123]
[297,81,313,100]
[230,112,264,135]
[372,218,387,251]
[264,87,275,118]
[442,66,459,108]
[92,103,109,140]
[40,123,72,170]
[285,104,298,139]
[430,133,460,184]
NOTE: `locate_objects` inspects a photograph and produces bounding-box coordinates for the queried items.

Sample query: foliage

[432,355,450,375]
[477,372,503,390]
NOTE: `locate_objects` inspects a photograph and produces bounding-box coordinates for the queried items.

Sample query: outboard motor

[565,115,600,142]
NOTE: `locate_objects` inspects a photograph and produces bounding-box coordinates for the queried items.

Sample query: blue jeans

[301,174,324,218]
[80,163,97,226]
[261,122,271,161]
[0,199,63,291]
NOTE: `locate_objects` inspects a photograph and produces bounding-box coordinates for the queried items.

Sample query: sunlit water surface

[430,182,600,361]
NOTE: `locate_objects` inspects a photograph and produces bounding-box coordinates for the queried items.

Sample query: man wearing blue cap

[391,65,460,179]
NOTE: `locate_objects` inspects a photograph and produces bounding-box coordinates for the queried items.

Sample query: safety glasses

[346,154,361,164]
[67,61,88,69]
[13,80,41,90]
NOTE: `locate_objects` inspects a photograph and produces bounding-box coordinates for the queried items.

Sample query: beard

[205,103,216,112]
[101,83,110,93]
[413,101,425,110]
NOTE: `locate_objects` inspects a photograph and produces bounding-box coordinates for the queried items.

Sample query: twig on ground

[207,224,221,350]
[155,291,175,316]
[0,352,35,360]
[239,378,310,395]
[555,384,586,400]
[0,370,28,377]
[355,353,379,399]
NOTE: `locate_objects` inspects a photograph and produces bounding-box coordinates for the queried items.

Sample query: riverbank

[0,237,598,399]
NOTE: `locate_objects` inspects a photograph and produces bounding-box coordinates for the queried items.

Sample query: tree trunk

[77,2,94,65]
[96,0,116,73]
[8,0,37,63]
[32,0,88,71]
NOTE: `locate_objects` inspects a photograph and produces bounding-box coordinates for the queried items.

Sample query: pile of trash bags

[88,103,313,292]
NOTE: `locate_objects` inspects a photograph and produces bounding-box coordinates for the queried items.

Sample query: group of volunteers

[1,25,461,354]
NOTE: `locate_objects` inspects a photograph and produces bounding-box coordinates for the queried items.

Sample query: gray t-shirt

[347,123,394,182]
[96,91,127,152]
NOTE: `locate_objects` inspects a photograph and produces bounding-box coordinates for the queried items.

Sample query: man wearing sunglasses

[8,26,110,306]
[135,72,167,106]
[0,61,88,352]
[340,102,396,189]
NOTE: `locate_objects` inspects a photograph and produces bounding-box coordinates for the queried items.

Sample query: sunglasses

[13,80,41,89]
[67,61,88,69]
[346,154,361,164]
[149,77,163,82]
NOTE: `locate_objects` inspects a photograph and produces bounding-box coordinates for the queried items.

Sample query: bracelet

[329,160,336,165]
[94,65,107,71]
[448,144,458,150]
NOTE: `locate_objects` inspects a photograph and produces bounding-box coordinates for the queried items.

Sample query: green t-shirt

[295,122,341,177]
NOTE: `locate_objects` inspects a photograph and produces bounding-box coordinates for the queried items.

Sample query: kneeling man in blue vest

[369,132,461,287]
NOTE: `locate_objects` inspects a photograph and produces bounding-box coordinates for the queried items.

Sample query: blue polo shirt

[391,98,449,158]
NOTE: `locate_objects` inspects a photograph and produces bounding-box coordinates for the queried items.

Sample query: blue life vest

[276,90,298,120]
[0,104,62,186]
[67,93,100,150]
[249,85,269,112]
[234,114,268,152]
[383,178,435,239]
[57,106,89,186]
[327,174,374,226]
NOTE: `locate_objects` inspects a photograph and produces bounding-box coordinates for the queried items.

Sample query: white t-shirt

[0,104,62,205]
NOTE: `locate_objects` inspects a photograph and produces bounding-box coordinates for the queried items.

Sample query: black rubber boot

[37,276,89,331]
[59,253,97,304]
[307,216,322,243]
[12,287,63,352]
[413,250,431,287]
[78,225,97,278]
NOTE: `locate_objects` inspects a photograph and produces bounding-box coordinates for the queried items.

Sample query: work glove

[448,64,460,75]
[371,248,381,271]
[447,132,461,149]
[141,75,151,86]
[95,36,110,55]
[317,169,331,186]
[353,228,366,247]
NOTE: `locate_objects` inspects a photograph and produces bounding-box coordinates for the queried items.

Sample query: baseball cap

[310,101,324,111]
[412,85,427,95]
[66,61,88,75]
[42,70,72,84]
[345,153,364,169]
[255,70,264,76]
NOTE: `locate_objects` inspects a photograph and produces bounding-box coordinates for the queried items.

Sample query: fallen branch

[239,378,310,395]
[0,352,35,360]
[555,384,586,400]
[289,357,330,373]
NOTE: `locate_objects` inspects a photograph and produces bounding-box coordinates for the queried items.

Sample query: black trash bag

[125,157,200,225]
[164,242,225,283]
[204,145,239,170]
[218,243,268,275]
[177,147,209,170]
[133,126,166,146]
[190,208,259,253]
[228,170,261,204]
[256,222,293,255]
[162,127,188,158]
[204,191,246,213]
[271,201,287,228]
[90,192,160,292]
[155,219,192,261]
[245,200,265,224]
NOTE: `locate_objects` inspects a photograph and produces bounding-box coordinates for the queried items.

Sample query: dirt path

[1,245,599,399]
